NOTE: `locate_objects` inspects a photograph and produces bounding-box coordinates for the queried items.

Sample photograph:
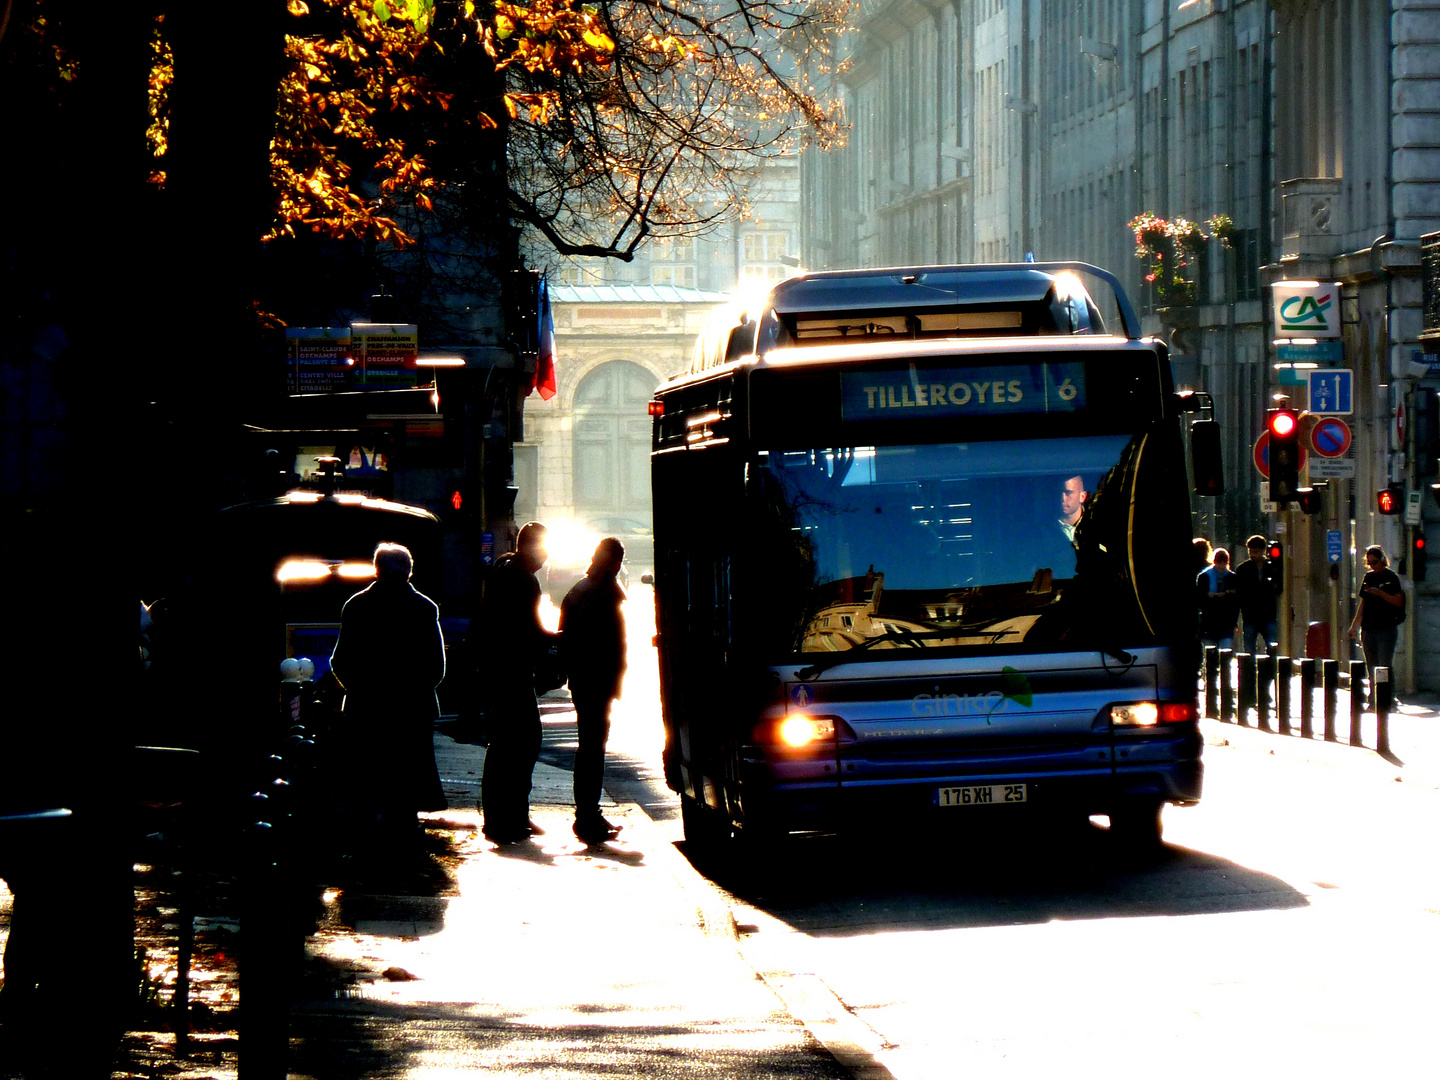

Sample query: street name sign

[1308,456,1356,480]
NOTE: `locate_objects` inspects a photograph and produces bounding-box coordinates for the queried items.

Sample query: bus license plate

[937,783,1027,807]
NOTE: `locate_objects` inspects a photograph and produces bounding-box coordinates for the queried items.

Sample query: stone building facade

[799,0,1440,688]
[518,156,801,554]
[516,285,730,544]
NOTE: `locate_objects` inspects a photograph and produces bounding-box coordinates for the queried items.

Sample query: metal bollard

[1299,658,1315,739]
[1348,659,1367,746]
[1322,659,1338,741]
[1375,666,1393,756]
[1276,656,1293,735]
[1204,646,1219,718]
[1219,648,1234,722]
[1256,654,1275,732]
[1236,653,1255,726]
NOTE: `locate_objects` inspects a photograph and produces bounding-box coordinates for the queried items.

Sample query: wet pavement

[10,701,851,1080]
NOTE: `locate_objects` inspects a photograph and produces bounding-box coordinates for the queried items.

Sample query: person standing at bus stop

[330,542,447,833]
[1348,544,1405,705]
[560,538,628,845]
[478,521,557,844]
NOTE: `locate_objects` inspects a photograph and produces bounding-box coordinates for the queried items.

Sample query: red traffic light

[1377,487,1402,515]
[1267,542,1282,560]
[1417,536,1427,552]
[1268,409,1298,438]
[450,490,463,511]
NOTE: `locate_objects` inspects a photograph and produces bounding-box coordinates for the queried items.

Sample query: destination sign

[840,362,1086,421]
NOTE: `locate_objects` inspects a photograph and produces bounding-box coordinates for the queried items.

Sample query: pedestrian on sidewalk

[330,542,447,832]
[1348,544,1405,705]
[1236,535,1281,655]
[1196,547,1239,651]
[477,521,557,844]
[560,537,628,845]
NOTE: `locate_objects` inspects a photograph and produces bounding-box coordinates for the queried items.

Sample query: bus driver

[1059,475,1089,544]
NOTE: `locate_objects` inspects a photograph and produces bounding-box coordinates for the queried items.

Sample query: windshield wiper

[795,627,978,681]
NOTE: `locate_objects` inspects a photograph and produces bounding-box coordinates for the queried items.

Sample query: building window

[650,236,695,288]
[741,230,792,282]
[652,264,696,287]
[556,261,605,286]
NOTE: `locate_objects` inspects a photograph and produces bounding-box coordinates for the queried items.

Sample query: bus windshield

[748,432,1168,656]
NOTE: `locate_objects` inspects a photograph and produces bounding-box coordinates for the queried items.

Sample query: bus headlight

[779,716,836,747]
[276,559,331,584]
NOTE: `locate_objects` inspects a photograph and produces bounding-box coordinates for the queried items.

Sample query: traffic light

[1267,407,1301,502]
[1267,539,1284,584]
[1414,530,1428,581]
[1377,485,1404,515]
[1416,389,1439,478]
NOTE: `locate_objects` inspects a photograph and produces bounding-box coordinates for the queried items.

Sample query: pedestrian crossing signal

[1377,486,1403,515]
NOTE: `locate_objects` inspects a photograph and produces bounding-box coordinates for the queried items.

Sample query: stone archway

[571,360,657,525]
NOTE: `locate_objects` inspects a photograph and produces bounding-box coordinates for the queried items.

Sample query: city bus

[649,263,1220,852]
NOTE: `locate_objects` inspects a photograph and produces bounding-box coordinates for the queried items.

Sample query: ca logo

[1279,293,1333,332]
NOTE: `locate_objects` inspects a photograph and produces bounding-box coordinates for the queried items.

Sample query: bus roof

[688,262,1144,376]
[750,333,1151,369]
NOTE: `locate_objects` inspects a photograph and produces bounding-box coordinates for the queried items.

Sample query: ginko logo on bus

[911,667,1035,723]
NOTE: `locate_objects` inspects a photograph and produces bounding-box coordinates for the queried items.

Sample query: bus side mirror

[1190,418,1223,496]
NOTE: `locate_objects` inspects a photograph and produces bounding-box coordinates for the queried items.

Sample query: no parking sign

[1309,416,1352,458]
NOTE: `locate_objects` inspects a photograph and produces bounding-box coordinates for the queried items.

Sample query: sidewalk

[285,732,863,1079]
[106,727,863,1080]
[1200,683,1440,789]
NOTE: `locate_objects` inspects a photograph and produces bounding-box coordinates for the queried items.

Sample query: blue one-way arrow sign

[1308,368,1352,415]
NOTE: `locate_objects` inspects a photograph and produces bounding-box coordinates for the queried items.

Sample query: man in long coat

[560,538,627,844]
[330,542,446,829]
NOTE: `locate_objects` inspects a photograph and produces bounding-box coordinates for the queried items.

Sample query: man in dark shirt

[1347,544,1405,705]
[560,538,628,845]
[1235,535,1281,655]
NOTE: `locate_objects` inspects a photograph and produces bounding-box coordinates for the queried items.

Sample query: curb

[1199,717,1440,789]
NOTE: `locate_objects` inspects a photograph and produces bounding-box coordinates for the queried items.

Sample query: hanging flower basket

[1127,212,1235,308]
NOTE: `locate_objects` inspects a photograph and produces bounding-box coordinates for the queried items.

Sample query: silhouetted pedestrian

[478,522,557,844]
[1196,547,1239,651]
[560,538,628,844]
[1236,534,1281,655]
[1348,544,1405,704]
[330,543,446,832]
[1192,536,1213,574]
